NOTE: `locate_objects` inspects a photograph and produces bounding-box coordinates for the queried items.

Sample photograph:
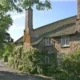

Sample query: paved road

[0,60,53,80]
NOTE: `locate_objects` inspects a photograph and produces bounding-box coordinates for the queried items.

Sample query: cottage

[15,0,80,54]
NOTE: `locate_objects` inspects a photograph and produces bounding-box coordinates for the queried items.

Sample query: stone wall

[36,33,80,54]
[54,33,80,54]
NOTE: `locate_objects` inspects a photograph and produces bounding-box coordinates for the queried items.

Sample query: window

[45,38,51,46]
[61,36,69,47]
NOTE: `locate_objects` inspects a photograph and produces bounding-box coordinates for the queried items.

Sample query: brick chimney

[76,0,80,32]
[24,7,34,48]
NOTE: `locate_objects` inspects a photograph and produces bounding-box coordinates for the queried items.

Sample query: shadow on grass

[0,71,53,80]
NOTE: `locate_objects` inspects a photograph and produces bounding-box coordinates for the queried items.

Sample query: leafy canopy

[0,0,51,47]
[8,0,51,10]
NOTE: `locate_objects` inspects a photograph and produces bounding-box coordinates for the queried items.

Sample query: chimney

[24,7,34,48]
[76,0,80,32]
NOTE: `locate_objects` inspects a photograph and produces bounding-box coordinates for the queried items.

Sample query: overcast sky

[8,0,77,41]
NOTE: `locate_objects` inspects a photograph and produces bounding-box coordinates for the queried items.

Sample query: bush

[8,46,57,76]
[0,43,14,61]
[8,47,42,73]
[53,47,80,80]
[8,56,14,68]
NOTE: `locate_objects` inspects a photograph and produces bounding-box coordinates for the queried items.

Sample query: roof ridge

[34,15,76,31]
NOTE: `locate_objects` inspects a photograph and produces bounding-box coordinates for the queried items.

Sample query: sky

[8,0,77,41]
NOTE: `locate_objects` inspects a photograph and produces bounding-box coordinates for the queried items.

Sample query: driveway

[0,60,53,80]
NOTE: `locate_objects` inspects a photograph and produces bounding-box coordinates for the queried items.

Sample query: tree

[8,0,51,10]
[0,0,51,48]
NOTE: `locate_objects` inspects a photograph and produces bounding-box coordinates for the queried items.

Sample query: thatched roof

[32,16,77,45]
[15,15,77,45]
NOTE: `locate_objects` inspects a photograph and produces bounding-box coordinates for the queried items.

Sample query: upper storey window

[61,36,70,47]
[45,38,51,46]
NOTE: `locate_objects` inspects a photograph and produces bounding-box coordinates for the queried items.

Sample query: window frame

[61,36,70,47]
[44,38,51,46]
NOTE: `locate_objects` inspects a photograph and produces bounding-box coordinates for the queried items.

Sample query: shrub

[1,43,14,61]
[53,47,80,80]
[8,46,57,76]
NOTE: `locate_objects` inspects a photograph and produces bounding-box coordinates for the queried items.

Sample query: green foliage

[39,52,57,76]
[0,14,12,48]
[0,43,14,61]
[9,0,51,10]
[8,47,57,76]
[3,43,14,57]
[0,0,22,12]
[8,56,14,67]
[8,47,41,73]
[0,0,51,12]
[7,45,80,79]
[0,0,13,48]
[53,47,80,80]
[0,0,51,50]
[8,46,22,69]
[22,0,51,10]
